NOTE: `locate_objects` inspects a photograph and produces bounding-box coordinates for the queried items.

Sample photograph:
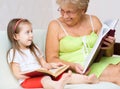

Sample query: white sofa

[0,29,120,89]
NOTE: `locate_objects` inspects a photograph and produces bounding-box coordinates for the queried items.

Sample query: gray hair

[56,0,89,12]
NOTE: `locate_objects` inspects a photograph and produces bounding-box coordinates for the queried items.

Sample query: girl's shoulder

[8,48,14,54]
[7,48,21,59]
[7,48,18,63]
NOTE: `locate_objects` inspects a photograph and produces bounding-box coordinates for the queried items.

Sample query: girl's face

[59,3,84,26]
[14,23,33,49]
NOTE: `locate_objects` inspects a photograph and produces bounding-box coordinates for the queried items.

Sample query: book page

[22,65,69,77]
[48,65,69,77]
[104,19,119,29]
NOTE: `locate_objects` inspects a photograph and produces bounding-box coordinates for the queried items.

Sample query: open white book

[21,65,69,78]
[82,19,119,74]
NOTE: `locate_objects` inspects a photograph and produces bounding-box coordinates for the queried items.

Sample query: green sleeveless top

[58,15,97,66]
[57,16,120,77]
[59,32,98,66]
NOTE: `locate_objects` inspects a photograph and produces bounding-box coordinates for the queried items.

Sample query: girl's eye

[25,31,29,34]
[27,31,29,33]
[31,30,33,33]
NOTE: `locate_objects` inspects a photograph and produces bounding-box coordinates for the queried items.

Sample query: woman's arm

[92,15,114,56]
[45,20,83,73]
[45,20,61,63]
[45,20,72,65]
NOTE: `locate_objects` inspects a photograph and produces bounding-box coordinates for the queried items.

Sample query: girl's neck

[19,46,30,50]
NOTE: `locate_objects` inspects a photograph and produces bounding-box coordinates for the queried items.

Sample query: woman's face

[59,3,84,26]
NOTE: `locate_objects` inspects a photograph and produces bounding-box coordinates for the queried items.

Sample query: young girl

[7,18,98,89]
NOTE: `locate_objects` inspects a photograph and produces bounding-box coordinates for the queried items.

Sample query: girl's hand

[50,62,64,69]
[19,72,30,79]
[42,63,52,70]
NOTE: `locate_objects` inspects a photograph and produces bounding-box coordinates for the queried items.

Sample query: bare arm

[39,55,68,70]
[45,20,83,73]
[10,62,29,80]
[39,56,53,69]
[92,15,114,56]
[45,20,71,64]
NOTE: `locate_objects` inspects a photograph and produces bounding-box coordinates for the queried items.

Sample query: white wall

[0,0,120,42]
[52,0,120,42]
[87,0,120,42]
[0,0,54,30]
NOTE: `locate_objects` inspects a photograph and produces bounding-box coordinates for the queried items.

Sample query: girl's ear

[13,34,19,40]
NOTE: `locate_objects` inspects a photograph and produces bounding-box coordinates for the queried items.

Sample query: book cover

[82,19,119,74]
[21,65,69,78]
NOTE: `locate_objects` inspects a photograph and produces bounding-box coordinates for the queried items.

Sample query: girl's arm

[10,62,29,80]
[39,56,68,69]
[39,56,52,70]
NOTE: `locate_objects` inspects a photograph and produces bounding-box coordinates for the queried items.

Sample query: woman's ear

[81,9,85,14]
[78,9,85,15]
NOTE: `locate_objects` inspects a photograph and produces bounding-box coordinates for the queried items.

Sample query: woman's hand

[101,36,115,49]
[72,63,84,74]
[101,36,115,56]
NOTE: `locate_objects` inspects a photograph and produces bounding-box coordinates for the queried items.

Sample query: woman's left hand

[101,36,115,50]
[101,36,115,56]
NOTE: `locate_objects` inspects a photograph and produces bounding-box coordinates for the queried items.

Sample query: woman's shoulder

[91,15,101,23]
[48,18,62,33]
[48,17,64,26]
[48,19,60,26]
[85,14,102,25]
[89,14,102,34]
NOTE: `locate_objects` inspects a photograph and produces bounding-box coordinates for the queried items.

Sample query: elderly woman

[46,0,120,85]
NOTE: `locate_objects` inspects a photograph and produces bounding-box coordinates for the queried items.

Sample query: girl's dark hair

[7,18,41,63]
